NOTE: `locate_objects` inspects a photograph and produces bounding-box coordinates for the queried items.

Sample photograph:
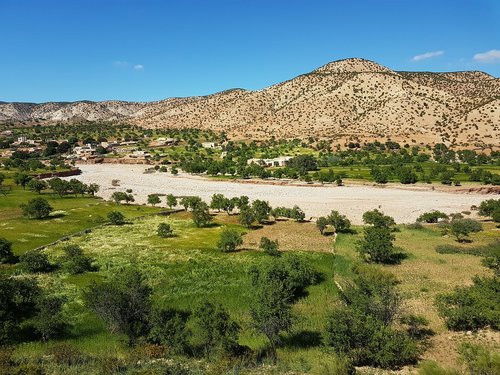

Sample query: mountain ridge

[1,58,499,146]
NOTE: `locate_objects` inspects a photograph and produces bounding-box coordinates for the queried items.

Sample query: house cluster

[4,136,44,155]
[246,156,293,167]
[149,137,177,147]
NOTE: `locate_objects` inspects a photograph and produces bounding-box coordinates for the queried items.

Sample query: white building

[247,156,293,167]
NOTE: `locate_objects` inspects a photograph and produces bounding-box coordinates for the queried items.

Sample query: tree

[85,268,152,346]
[316,216,329,235]
[357,226,401,264]
[20,249,52,273]
[398,166,418,184]
[27,179,47,194]
[32,295,67,341]
[148,307,190,354]
[60,245,94,274]
[147,194,161,206]
[48,177,70,197]
[107,210,125,225]
[210,193,226,212]
[239,207,255,228]
[111,191,134,205]
[166,194,177,209]
[362,209,396,228]
[20,197,53,219]
[217,228,242,252]
[252,199,272,224]
[157,223,174,238]
[69,178,87,196]
[0,238,14,264]
[478,199,500,220]
[327,210,351,233]
[14,173,31,189]
[450,218,482,242]
[260,237,280,256]
[417,210,448,223]
[87,183,100,196]
[192,202,212,228]
[193,302,242,359]
[250,262,294,363]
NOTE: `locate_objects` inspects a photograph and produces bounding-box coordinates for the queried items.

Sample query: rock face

[1,58,499,146]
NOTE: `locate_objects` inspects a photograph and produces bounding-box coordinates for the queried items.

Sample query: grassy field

[0,186,162,254]
[8,205,498,372]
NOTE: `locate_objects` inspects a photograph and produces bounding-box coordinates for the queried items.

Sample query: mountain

[1,58,499,146]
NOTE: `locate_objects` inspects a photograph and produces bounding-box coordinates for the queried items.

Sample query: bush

[107,211,125,225]
[260,237,280,256]
[450,218,482,242]
[327,210,351,233]
[458,342,500,375]
[61,244,94,274]
[20,249,53,273]
[157,223,174,238]
[417,211,448,223]
[47,343,86,366]
[0,237,14,264]
[148,307,190,354]
[478,199,500,217]
[20,197,53,219]
[357,226,404,264]
[436,276,499,331]
[192,202,212,228]
[217,228,242,252]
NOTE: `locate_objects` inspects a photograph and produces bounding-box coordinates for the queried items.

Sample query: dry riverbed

[67,164,491,224]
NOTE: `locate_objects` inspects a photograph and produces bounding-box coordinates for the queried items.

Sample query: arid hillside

[2,58,499,146]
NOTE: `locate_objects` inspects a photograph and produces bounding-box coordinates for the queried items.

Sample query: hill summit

[1,58,499,146]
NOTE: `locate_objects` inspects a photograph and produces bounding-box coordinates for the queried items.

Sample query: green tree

[252,199,272,224]
[157,223,174,238]
[239,206,255,228]
[0,237,14,264]
[85,268,152,346]
[27,179,47,194]
[32,295,67,341]
[148,307,190,354]
[20,249,52,273]
[87,183,100,196]
[450,218,482,242]
[260,237,280,256]
[193,301,242,359]
[107,210,125,225]
[362,209,396,228]
[316,216,329,235]
[20,197,53,219]
[166,193,177,208]
[14,173,31,189]
[192,202,212,228]
[210,193,226,212]
[217,228,242,252]
[250,261,294,363]
[60,244,94,274]
[327,210,351,233]
[147,194,161,206]
[417,211,448,223]
[69,178,87,196]
[357,226,402,264]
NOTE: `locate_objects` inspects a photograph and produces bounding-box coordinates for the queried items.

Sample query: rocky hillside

[2,58,499,146]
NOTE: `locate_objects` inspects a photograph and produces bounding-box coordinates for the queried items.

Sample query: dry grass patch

[242,220,334,252]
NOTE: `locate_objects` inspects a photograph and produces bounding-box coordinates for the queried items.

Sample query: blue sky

[1,0,499,102]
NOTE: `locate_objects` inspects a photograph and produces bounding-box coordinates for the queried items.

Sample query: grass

[0,186,163,254]
[3,190,499,372]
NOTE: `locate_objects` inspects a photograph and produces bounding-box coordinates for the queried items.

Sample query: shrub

[478,199,500,217]
[436,276,499,331]
[157,223,174,238]
[61,244,94,274]
[192,202,212,228]
[260,237,280,256]
[458,342,500,375]
[20,197,53,219]
[0,237,14,264]
[450,218,482,242]
[148,307,190,354]
[357,226,404,264]
[20,249,53,273]
[327,210,351,233]
[107,211,125,225]
[417,211,448,223]
[217,228,242,252]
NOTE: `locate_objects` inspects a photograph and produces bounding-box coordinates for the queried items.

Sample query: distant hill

[1,58,499,146]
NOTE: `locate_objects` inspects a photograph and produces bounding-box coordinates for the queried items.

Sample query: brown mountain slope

[1,58,499,146]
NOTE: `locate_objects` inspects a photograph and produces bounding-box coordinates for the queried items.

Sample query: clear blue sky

[1,0,499,103]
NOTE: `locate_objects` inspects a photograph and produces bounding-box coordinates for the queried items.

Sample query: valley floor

[69,163,490,224]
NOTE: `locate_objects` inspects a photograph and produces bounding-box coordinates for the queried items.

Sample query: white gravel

[67,164,490,224]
